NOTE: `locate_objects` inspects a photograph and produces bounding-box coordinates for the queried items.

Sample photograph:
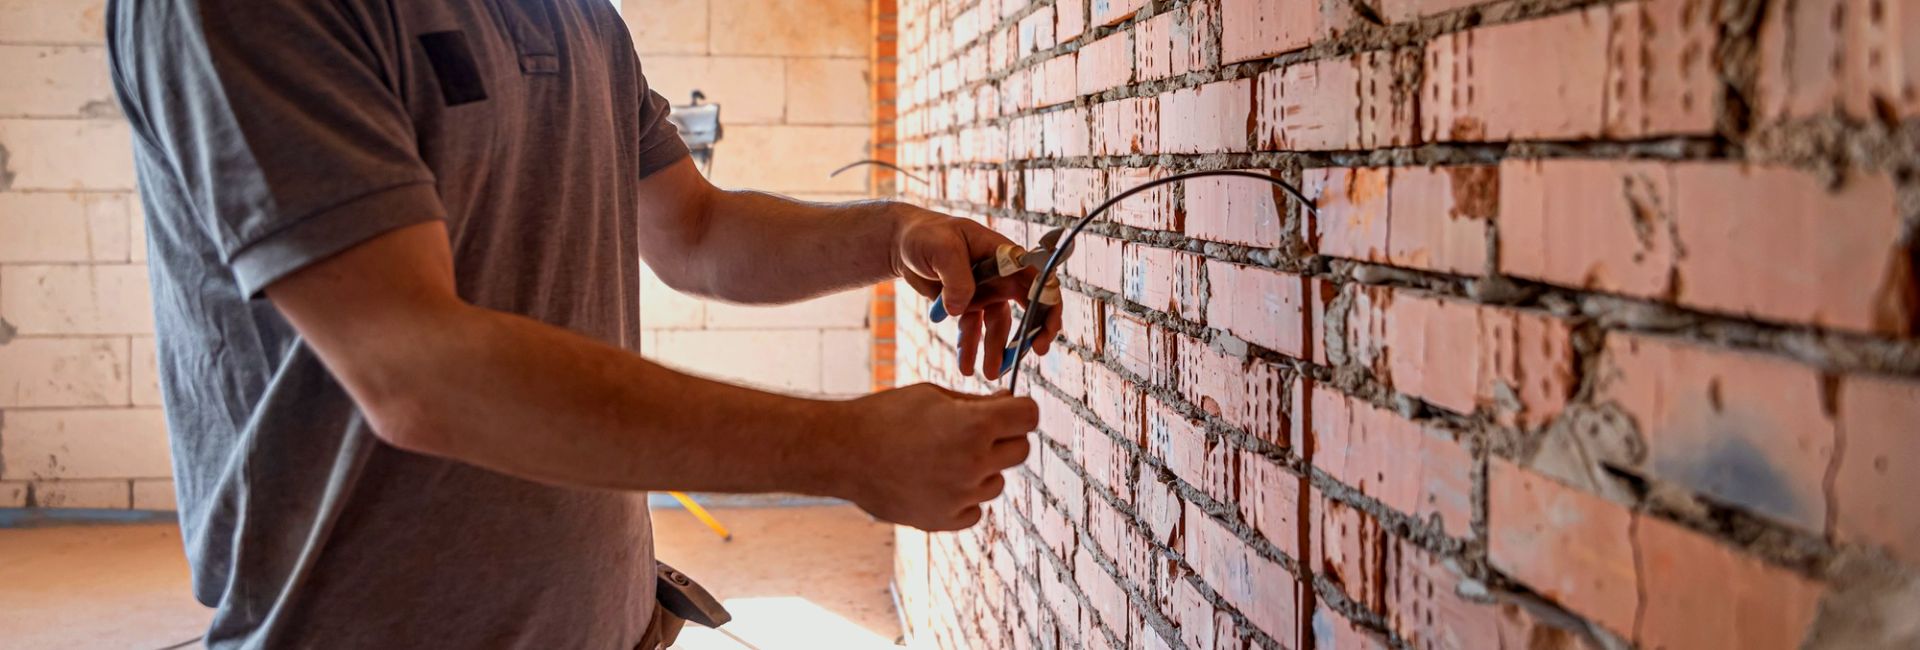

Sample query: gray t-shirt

[106,0,690,646]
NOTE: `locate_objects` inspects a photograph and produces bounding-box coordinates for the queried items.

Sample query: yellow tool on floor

[667,491,732,541]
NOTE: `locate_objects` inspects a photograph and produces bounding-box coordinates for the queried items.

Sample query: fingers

[1031,304,1063,356]
[981,302,1013,380]
[972,393,1040,438]
[986,435,1032,470]
[956,310,984,376]
[923,230,978,319]
[971,473,1008,502]
[945,505,984,531]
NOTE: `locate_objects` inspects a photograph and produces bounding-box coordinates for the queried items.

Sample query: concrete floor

[0,504,902,649]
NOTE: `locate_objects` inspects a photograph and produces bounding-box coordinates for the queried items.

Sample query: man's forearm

[345,301,854,496]
[654,188,907,304]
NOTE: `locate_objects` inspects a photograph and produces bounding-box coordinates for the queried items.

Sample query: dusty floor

[0,504,902,649]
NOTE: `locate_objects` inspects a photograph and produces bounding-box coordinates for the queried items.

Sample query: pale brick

[653,329,825,392]
[0,337,128,407]
[0,45,115,118]
[0,0,107,44]
[31,479,129,508]
[710,0,869,56]
[0,192,130,262]
[132,478,176,511]
[621,0,711,54]
[0,408,170,480]
[1,263,152,335]
[786,57,871,124]
[639,55,786,124]
[130,335,161,406]
[702,289,870,330]
[638,263,704,330]
[0,119,135,190]
[1185,170,1285,248]
[819,328,871,395]
[705,126,870,193]
[0,480,25,507]
[127,196,147,262]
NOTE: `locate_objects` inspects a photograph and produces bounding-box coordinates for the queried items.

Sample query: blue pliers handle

[928,228,1069,322]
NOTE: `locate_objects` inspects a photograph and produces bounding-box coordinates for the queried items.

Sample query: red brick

[1178,336,1298,447]
[1314,491,1386,611]
[1635,516,1824,650]
[1387,537,1604,650]
[1171,251,1208,322]
[1069,232,1124,294]
[1312,387,1474,537]
[1310,604,1389,650]
[1057,0,1087,41]
[1134,473,1183,545]
[1240,450,1303,559]
[1035,54,1079,107]
[1308,166,1493,275]
[1184,169,1287,248]
[1107,168,1176,230]
[1043,107,1092,158]
[1835,374,1920,566]
[1221,0,1324,62]
[1670,164,1908,335]
[1093,99,1160,157]
[1104,310,1171,384]
[1021,6,1052,58]
[1044,446,1090,520]
[1076,548,1136,643]
[1033,492,1080,559]
[1092,0,1149,26]
[1496,159,1679,299]
[1055,167,1105,215]
[1079,425,1135,505]
[1061,289,1105,352]
[1347,287,1576,428]
[1757,0,1920,121]
[1134,9,1174,81]
[1375,0,1488,21]
[1078,31,1134,96]
[1121,243,1178,314]
[1304,166,1390,263]
[1087,363,1147,445]
[1203,260,1308,358]
[1605,0,1719,136]
[1170,576,1224,650]
[1040,556,1085,637]
[1146,397,1238,504]
[1422,7,1610,141]
[1158,79,1253,153]
[1023,168,1056,211]
[1488,458,1637,637]
[1183,501,1300,642]
[1036,387,1082,447]
[1260,52,1416,150]
[1597,333,1835,532]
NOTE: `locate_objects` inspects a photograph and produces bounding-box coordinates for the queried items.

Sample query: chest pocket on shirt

[487,0,562,74]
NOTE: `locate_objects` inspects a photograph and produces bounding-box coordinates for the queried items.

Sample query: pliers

[928,227,1073,376]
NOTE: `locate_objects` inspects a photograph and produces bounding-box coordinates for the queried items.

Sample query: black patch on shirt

[419,31,487,106]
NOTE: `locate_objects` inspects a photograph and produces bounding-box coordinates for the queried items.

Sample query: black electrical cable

[828,159,929,184]
[1004,170,1319,392]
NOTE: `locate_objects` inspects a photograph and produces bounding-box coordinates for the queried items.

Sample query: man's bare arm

[635,159,1061,380]
[267,220,1034,531]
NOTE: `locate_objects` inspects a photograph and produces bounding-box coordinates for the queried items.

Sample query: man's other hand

[833,384,1036,531]
[892,206,1065,380]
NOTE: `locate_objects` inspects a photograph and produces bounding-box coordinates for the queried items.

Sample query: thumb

[921,232,979,316]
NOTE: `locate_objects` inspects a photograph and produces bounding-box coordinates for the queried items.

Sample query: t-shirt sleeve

[118,0,444,297]
[635,86,691,179]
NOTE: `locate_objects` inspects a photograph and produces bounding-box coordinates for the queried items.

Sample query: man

[106,0,1058,647]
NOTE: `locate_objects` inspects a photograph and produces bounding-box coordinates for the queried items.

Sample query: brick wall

[886,0,1920,648]
[0,0,172,510]
[623,0,879,396]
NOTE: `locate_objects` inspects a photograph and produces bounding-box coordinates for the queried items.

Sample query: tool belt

[638,562,731,650]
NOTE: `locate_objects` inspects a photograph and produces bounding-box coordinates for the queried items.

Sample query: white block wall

[623,0,876,396]
[0,0,168,509]
[0,0,874,509]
